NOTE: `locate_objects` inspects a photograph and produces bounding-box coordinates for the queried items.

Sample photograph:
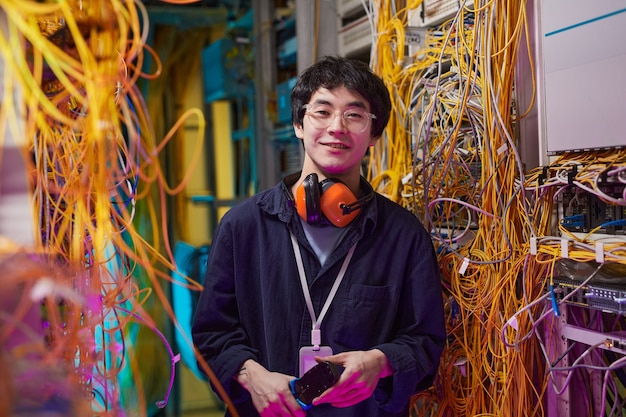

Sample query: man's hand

[312,349,393,408]
[235,360,306,416]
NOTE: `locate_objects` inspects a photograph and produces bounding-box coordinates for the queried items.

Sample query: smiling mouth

[326,143,348,149]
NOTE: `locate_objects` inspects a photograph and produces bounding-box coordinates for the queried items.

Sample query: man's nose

[328,111,347,131]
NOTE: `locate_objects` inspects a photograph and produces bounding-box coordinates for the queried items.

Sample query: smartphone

[290,361,341,410]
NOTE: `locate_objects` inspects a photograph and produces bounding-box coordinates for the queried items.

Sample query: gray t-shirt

[300,219,348,266]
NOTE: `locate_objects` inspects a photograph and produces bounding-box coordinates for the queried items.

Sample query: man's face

[294,86,377,180]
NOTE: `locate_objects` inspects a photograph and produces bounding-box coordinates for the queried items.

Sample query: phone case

[290,361,341,410]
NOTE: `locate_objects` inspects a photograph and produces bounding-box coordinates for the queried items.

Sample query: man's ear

[294,123,304,139]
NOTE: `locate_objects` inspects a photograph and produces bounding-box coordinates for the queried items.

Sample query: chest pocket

[333,284,393,350]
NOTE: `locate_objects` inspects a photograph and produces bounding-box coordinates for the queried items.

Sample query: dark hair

[290,56,392,138]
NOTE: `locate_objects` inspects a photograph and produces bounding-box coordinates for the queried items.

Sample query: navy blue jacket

[191,175,446,417]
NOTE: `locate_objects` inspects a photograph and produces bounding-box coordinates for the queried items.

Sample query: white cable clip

[595,241,605,263]
[560,239,569,259]
[506,315,518,331]
[530,237,537,255]
[459,257,470,275]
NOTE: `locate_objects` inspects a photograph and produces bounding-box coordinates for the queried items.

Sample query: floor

[177,366,226,417]
[181,407,224,417]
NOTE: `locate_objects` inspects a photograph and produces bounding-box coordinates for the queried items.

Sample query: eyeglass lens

[305,104,373,133]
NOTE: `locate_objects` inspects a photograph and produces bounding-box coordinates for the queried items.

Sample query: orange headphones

[294,173,373,228]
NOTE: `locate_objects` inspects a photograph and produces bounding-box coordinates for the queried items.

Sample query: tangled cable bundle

[0,1,218,415]
[363,0,626,415]
[364,0,554,415]
[3,1,624,416]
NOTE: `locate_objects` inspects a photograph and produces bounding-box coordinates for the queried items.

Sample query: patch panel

[338,14,372,58]
[337,0,365,19]
[550,259,626,314]
[409,0,475,28]
[551,277,626,314]
[559,183,626,235]
[551,277,589,307]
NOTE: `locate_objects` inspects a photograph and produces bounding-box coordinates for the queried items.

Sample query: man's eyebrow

[310,98,331,106]
[310,98,367,109]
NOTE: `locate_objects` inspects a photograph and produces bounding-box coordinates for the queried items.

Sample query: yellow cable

[0,1,231,415]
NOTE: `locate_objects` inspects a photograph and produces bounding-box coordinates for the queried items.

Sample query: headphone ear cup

[295,174,322,225]
[320,180,359,228]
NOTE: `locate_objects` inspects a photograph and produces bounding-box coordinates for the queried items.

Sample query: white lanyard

[289,231,357,350]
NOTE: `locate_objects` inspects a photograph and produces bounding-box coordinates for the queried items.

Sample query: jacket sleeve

[191,219,258,404]
[372,234,446,413]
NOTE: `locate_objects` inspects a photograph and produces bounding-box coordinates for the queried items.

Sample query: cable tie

[530,237,537,255]
[560,239,569,259]
[497,144,508,155]
[601,171,609,183]
[506,316,518,331]
[459,257,470,275]
[401,172,413,184]
[595,242,605,263]
[538,166,548,185]
[173,353,181,364]
[567,165,578,185]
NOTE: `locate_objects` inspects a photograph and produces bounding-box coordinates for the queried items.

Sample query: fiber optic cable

[0,1,240,416]
[368,1,555,415]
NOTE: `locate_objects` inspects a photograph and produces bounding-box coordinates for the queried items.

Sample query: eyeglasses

[303,104,376,133]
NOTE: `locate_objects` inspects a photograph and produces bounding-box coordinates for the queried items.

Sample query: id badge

[299,345,333,377]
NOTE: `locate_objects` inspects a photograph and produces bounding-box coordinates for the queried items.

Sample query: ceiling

[141,0,253,29]
[140,0,249,5]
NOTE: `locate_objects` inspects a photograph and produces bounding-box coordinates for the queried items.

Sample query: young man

[192,56,446,417]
